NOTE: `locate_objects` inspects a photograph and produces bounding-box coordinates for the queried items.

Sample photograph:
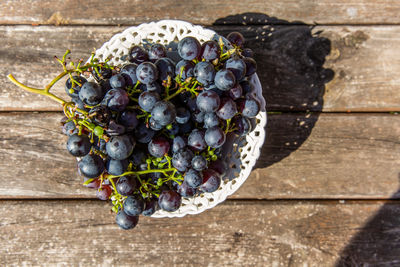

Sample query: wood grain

[2,0,400,25]
[2,25,400,112]
[0,200,399,266]
[1,112,399,199]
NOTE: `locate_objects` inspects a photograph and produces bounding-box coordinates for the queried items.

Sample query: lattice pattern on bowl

[91,20,267,218]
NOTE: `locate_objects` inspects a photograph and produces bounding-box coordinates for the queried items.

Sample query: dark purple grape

[225,56,246,81]
[120,63,138,86]
[243,57,257,77]
[214,69,236,91]
[188,129,207,151]
[134,124,155,143]
[208,159,227,177]
[155,57,175,81]
[217,97,237,120]
[191,155,207,171]
[240,80,253,94]
[237,97,261,118]
[78,154,105,178]
[66,134,91,157]
[92,67,112,81]
[178,37,201,60]
[172,136,187,153]
[148,136,170,158]
[145,82,163,94]
[62,120,78,136]
[129,148,146,167]
[228,84,242,100]
[193,61,215,86]
[177,181,197,197]
[106,135,135,160]
[199,169,221,193]
[149,43,167,61]
[99,79,112,93]
[83,177,100,189]
[79,81,105,106]
[149,117,163,131]
[124,195,144,215]
[192,110,205,123]
[142,199,158,216]
[138,91,160,112]
[200,40,221,61]
[97,185,112,200]
[176,107,191,124]
[105,158,128,176]
[172,148,194,172]
[184,169,203,188]
[116,176,136,196]
[165,122,180,136]
[89,105,111,127]
[178,120,194,135]
[129,45,149,64]
[109,74,126,89]
[227,32,245,48]
[196,90,220,113]
[136,62,158,85]
[116,210,139,230]
[175,60,195,81]
[151,101,176,126]
[242,48,254,58]
[158,190,182,212]
[119,110,139,131]
[232,115,252,136]
[101,88,129,112]
[65,76,87,98]
[203,112,219,128]
[105,120,126,136]
[204,126,226,148]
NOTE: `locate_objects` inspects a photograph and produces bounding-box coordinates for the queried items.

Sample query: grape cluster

[60,32,260,230]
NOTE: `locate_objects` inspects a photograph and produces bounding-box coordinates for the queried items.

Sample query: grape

[192,110,205,123]
[78,154,105,178]
[158,190,182,212]
[105,120,126,136]
[176,107,191,124]
[200,40,221,61]
[142,199,158,216]
[88,105,111,127]
[116,176,136,196]
[193,61,215,86]
[92,67,112,80]
[129,45,149,64]
[216,97,237,120]
[149,117,164,131]
[109,74,126,89]
[184,168,203,188]
[118,110,139,131]
[145,82,163,94]
[203,112,219,128]
[178,37,201,60]
[120,63,138,86]
[138,91,160,112]
[66,134,91,157]
[205,126,226,148]
[136,62,158,85]
[175,60,195,81]
[172,148,194,172]
[151,101,176,126]
[62,120,78,136]
[155,57,175,81]
[232,115,252,136]
[116,210,139,230]
[178,120,194,135]
[102,88,129,112]
[188,129,207,151]
[177,181,197,197]
[237,97,261,118]
[243,57,257,77]
[208,159,227,176]
[148,136,170,158]
[191,155,207,171]
[172,136,187,153]
[165,122,180,136]
[225,56,247,81]
[227,32,245,48]
[129,148,146,167]
[199,169,221,193]
[96,185,112,200]
[134,123,155,143]
[242,48,254,58]
[228,84,242,100]
[149,43,167,61]
[105,158,128,176]
[240,80,254,94]
[196,90,220,113]
[65,76,87,98]
[83,177,101,189]
[78,81,105,106]
[214,69,236,91]
[106,135,135,160]
[124,195,144,216]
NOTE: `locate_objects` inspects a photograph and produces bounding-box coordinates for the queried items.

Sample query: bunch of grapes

[11,31,261,230]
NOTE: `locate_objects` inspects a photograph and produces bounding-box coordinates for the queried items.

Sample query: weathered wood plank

[1,0,400,25]
[2,25,400,112]
[0,112,399,199]
[0,200,399,266]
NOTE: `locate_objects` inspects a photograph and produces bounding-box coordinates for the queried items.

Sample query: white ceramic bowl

[91,20,267,218]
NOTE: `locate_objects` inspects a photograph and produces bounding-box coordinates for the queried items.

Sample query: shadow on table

[213,13,334,169]
[335,175,400,266]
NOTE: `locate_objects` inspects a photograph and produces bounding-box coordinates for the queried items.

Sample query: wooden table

[1,1,400,266]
